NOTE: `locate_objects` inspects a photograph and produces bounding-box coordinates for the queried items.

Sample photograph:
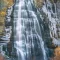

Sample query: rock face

[56,1,60,38]
[52,1,60,60]
[34,0,60,60]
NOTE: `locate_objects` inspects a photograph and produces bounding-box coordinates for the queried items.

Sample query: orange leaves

[51,47,60,60]
[54,47,60,56]
[0,54,5,60]
[6,0,14,7]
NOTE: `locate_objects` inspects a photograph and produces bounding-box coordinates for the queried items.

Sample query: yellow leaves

[0,0,14,36]
[0,26,4,35]
[0,0,14,11]
[0,0,14,16]
[6,0,14,7]
[0,17,5,36]
[34,0,44,8]
[0,11,6,16]
[0,7,7,16]
[3,0,14,8]
[4,0,8,5]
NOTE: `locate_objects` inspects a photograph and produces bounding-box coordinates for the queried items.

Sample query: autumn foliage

[51,47,60,60]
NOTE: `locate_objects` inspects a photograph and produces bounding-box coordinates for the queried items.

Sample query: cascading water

[0,0,60,60]
[13,0,47,60]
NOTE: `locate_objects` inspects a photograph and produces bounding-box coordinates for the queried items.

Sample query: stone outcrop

[34,0,60,59]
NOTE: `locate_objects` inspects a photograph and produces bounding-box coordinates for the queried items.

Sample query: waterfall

[13,0,47,60]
